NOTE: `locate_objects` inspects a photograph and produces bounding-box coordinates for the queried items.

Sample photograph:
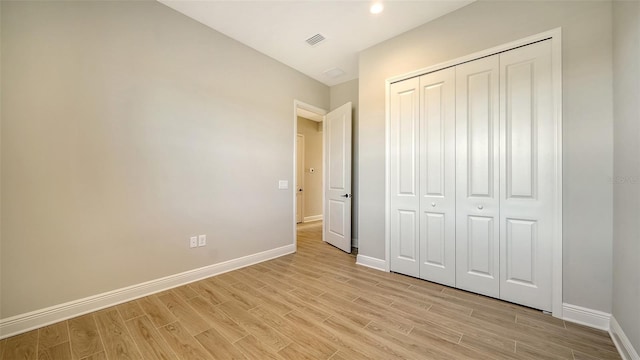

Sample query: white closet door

[389,78,420,277]
[499,40,554,311]
[455,55,501,298]
[419,69,456,286]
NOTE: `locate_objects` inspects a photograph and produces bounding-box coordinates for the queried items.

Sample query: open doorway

[293,101,326,249]
[296,117,323,223]
[293,100,353,254]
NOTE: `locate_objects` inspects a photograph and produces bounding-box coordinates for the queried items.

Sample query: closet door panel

[466,215,495,277]
[499,40,554,311]
[419,68,456,286]
[455,55,500,298]
[389,78,420,277]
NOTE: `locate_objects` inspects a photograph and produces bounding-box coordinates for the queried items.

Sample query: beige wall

[0,0,329,318]
[329,79,359,246]
[297,117,323,219]
[358,1,614,312]
[613,0,640,352]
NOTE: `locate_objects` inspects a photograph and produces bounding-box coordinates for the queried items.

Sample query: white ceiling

[158,0,474,87]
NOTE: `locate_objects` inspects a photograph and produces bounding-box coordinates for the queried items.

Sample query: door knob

[478,205,484,210]
[340,194,352,198]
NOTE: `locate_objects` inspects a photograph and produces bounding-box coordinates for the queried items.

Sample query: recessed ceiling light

[370,2,384,14]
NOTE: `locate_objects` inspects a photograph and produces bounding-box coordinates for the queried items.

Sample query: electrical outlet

[198,234,207,247]
[190,236,198,248]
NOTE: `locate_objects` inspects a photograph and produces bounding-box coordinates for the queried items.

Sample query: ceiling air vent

[306,33,326,47]
[323,67,346,79]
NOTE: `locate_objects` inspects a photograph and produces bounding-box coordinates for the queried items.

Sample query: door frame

[296,134,305,223]
[384,28,563,317]
[293,100,327,249]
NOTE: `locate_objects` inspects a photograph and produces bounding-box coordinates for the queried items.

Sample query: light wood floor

[1,221,620,359]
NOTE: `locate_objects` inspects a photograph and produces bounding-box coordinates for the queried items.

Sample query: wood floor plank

[258,263,327,297]
[458,333,525,360]
[188,296,248,343]
[322,315,416,360]
[157,291,211,336]
[117,301,145,321]
[428,302,474,317]
[258,285,331,323]
[0,339,6,359]
[233,335,283,360]
[364,321,458,360]
[158,321,210,360]
[68,314,104,359]
[125,315,178,360]
[218,300,291,352]
[38,341,73,360]
[3,330,38,360]
[517,311,566,329]
[249,305,338,359]
[230,283,293,315]
[515,341,572,360]
[94,308,143,360]
[215,271,241,286]
[573,349,605,360]
[172,285,199,302]
[241,266,297,292]
[307,275,363,302]
[289,289,371,328]
[278,342,331,360]
[318,292,414,334]
[38,321,70,350]
[564,320,611,339]
[408,325,489,360]
[191,280,229,305]
[204,278,260,310]
[472,308,518,325]
[194,327,247,360]
[137,296,177,328]
[281,310,371,360]
[230,270,268,289]
[80,351,107,360]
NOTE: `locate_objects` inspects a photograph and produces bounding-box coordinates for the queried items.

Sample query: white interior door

[499,40,554,311]
[455,55,501,298]
[389,78,420,277]
[419,69,456,286]
[324,102,352,253]
[296,134,305,224]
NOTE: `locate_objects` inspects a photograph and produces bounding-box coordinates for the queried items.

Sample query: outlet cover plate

[198,234,206,247]
[190,236,198,248]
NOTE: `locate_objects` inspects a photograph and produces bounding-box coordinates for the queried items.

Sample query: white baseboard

[0,244,295,340]
[562,303,611,331]
[356,254,387,272]
[303,215,323,222]
[610,316,640,360]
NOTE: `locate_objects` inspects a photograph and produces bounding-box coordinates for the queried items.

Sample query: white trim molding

[0,244,295,340]
[356,254,387,272]
[303,214,323,222]
[610,316,640,360]
[562,303,611,331]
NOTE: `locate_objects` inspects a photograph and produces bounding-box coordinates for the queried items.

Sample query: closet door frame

[384,28,563,318]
